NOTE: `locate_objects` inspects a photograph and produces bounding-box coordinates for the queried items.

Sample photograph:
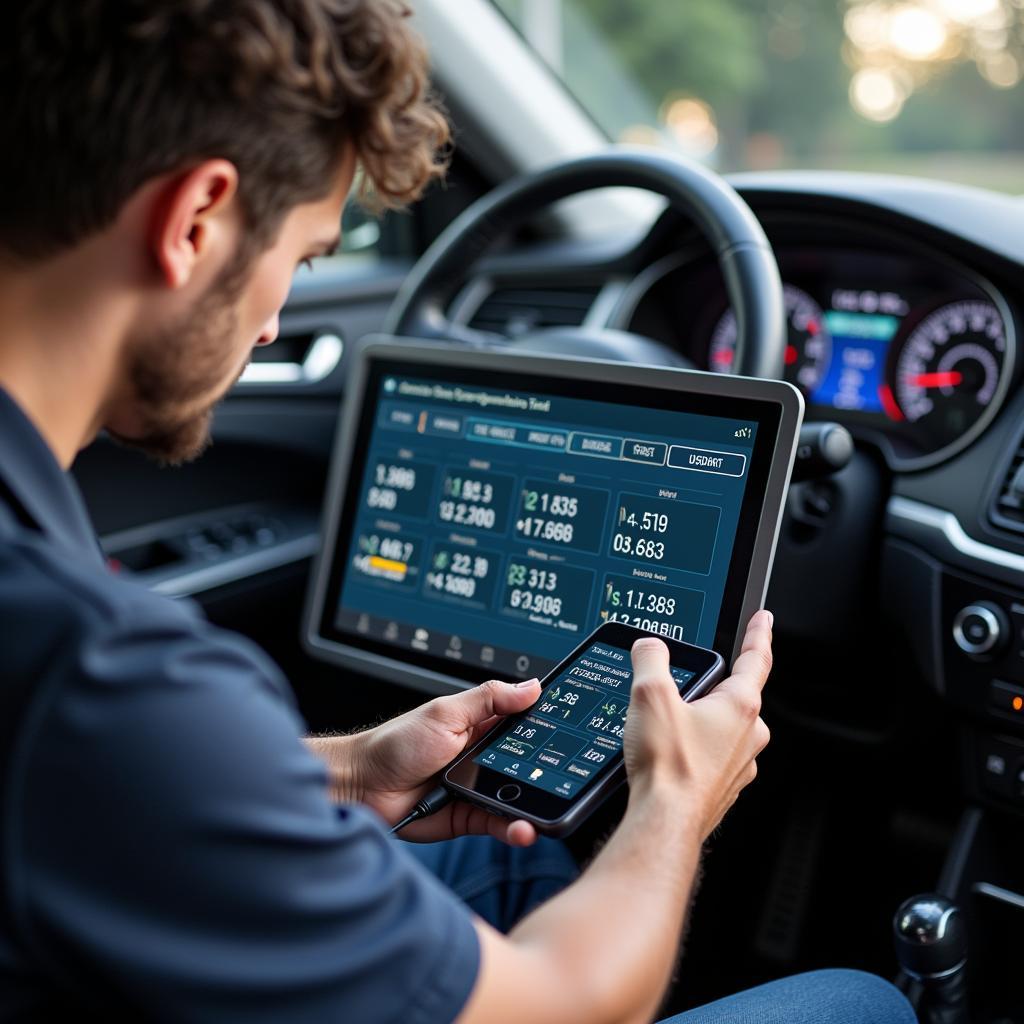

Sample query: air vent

[467,284,601,337]
[989,432,1024,533]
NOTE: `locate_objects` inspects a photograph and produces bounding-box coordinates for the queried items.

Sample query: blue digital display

[810,310,900,413]
[335,375,756,678]
[475,641,695,800]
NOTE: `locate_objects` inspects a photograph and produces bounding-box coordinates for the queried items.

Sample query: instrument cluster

[622,244,1017,470]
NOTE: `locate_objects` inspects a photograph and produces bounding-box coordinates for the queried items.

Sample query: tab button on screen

[568,432,623,459]
[426,413,464,436]
[622,439,667,466]
[668,445,747,477]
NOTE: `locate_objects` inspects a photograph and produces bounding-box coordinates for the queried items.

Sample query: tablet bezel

[303,337,803,695]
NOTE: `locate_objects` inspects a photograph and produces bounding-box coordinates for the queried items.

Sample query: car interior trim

[238,332,345,387]
[151,533,319,598]
[888,496,1024,575]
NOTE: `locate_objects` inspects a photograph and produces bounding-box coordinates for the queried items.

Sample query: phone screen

[473,640,697,801]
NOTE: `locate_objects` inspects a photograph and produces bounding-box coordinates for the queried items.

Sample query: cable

[389,785,453,835]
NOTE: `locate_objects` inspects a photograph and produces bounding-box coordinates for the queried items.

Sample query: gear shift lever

[893,894,969,1024]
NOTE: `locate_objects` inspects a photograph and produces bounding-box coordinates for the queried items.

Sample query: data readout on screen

[335,376,756,676]
[475,641,696,799]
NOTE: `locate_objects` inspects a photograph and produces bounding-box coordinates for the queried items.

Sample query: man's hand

[623,609,773,839]
[456,616,776,1024]
[308,677,542,845]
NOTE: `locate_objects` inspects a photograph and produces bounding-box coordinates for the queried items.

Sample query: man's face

[106,155,354,464]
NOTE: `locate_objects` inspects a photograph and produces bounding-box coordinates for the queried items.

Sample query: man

[0,2,915,1021]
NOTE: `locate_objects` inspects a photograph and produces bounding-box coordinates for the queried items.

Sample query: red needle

[912,371,963,388]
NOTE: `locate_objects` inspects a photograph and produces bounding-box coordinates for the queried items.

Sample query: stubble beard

[108,252,253,466]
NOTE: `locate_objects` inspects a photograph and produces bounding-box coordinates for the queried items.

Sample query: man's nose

[255,313,280,347]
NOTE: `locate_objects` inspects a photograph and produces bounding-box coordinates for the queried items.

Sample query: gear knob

[893,894,967,979]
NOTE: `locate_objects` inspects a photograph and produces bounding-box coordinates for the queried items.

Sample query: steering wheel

[384,147,786,379]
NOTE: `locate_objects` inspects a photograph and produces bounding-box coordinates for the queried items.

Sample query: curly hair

[0,0,450,262]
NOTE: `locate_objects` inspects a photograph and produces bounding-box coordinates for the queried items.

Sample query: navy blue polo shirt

[0,389,479,1021]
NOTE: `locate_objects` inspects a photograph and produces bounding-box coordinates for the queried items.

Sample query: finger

[431,677,542,731]
[727,610,774,692]
[630,635,670,682]
[452,800,538,846]
[504,819,538,846]
[741,608,773,652]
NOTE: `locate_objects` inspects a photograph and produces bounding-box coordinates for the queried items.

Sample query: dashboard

[616,235,1016,471]
[445,174,1024,821]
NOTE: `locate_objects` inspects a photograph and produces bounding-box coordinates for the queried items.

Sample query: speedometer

[891,300,1008,452]
[709,284,832,395]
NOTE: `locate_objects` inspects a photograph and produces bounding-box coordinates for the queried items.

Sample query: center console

[886,498,1024,820]
[884,415,1024,1021]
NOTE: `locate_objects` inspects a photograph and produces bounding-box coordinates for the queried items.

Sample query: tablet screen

[312,350,789,685]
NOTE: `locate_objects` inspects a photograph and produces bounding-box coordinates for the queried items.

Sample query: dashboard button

[977,735,1024,799]
[496,784,521,803]
[981,750,1009,797]
[989,680,1024,718]
[953,602,1007,656]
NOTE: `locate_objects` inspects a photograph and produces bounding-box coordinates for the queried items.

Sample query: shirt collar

[0,387,105,567]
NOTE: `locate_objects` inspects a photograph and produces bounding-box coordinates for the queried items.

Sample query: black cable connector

[389,785,453,835]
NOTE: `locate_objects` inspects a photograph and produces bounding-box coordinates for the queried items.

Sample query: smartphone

[443,621,727,837]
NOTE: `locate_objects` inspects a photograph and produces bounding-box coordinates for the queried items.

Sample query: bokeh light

[887,4,948,60]
[936,0,1000,22]
[619,123,664,148]
[981,51,1021,86]
[845,3,889,51]
[661,96,719,158]
[850,67,906,120]
[843,0,1021,125]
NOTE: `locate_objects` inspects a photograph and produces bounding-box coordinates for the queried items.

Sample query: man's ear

[149,159,240,290]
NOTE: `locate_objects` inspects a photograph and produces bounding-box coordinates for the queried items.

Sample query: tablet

[304,338,803,694]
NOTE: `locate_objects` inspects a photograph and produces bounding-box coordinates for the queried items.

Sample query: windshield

[491,0,1024,193]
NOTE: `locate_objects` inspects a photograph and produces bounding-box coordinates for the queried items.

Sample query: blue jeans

[658,969,916,1022]
[406,836,916,1023]
[406,833,580,926]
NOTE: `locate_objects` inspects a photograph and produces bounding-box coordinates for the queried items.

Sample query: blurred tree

[493,0,1024,190]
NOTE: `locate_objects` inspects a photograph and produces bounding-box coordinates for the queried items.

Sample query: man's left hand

[308,678,542,845]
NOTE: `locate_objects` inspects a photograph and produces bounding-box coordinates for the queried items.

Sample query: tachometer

[891,300,1007,449]
[709,284,832,394]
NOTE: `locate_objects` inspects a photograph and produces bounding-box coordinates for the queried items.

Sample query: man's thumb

[445,677,541,725]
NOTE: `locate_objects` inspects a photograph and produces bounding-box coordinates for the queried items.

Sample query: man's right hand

[457,611,775,1024]
[624,609,773,841]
